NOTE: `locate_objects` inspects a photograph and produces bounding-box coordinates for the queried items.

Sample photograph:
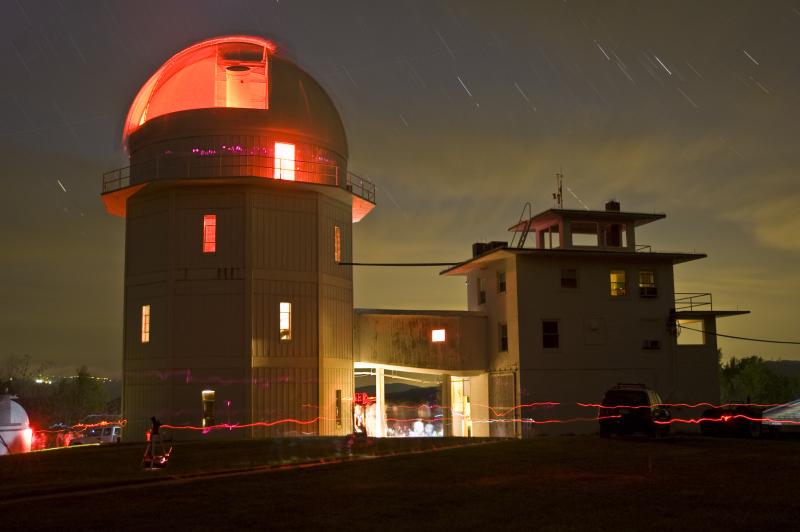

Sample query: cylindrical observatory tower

[101,36,375,440]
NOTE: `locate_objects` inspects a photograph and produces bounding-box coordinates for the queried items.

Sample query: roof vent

[472,241,508,258]
[605,200,620,212]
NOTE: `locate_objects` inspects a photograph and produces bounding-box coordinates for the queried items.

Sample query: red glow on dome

[123,36,277,146]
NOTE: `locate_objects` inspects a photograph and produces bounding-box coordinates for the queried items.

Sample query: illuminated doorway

[354,365,445,437]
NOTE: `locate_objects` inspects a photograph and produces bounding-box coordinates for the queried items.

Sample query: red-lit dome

[123,36,348,158]
[105,35,371,222]
[125,36,275,144]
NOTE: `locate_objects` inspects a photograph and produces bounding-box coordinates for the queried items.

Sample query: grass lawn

[2,435,799,530]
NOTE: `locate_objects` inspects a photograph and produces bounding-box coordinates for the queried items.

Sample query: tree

[720,356,799,404]
[51,366,109,425]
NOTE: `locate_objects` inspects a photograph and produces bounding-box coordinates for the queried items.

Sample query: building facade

[103,36,374,440]
[104,36,746,440]
[353,203,746,437]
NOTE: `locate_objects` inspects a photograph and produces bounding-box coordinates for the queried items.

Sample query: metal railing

[345,171,376,203]
[674,292,713,311]
[102,153,375,204]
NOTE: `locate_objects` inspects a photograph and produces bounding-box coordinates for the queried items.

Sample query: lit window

[497,271,506,293]
[561,268,578,289]
[279,302,292,340]
[478,278,486,305]
[334,225,341,263]
[141,304,150,344]
[274,142,295,180]
[432,329,446,343]
[610,270,627,297]
[202,390,215,428]
[639,271,657,297]
[203,214,217,253]
[542,320,559,349]
[499,323,508,352]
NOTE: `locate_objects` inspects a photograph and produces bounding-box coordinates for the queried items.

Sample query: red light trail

[655,414,800,426]
[161,417,324,431]
[579,402,787,410]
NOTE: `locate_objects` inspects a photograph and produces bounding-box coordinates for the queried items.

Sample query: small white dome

[0,394,30,428]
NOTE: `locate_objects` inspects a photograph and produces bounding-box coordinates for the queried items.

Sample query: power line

[678,324,800,345]
[339,262,460,267]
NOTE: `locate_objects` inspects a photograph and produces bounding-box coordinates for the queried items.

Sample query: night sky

[1,0,798,376]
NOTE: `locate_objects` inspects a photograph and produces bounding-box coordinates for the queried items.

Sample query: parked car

[69,424,123,445]
[598,383,671,438]
[700,406,762,438]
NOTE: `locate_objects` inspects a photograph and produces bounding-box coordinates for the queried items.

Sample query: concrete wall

[458,249,719,435]
[123,180,354,441]
[353,310,488,372]
[515,253,678,434]
[124,186,250,440]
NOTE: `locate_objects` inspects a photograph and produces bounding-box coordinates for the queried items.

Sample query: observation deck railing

[674,292,713,311]
[102,153,375,204]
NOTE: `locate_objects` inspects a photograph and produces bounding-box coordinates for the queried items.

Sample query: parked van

[70,424,123,445]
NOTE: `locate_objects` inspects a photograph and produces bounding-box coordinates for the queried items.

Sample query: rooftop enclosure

[508,203,666,252]
[103,36,375,222]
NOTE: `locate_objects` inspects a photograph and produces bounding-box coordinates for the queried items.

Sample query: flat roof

[355,308,486,318]
[440,247,706,275]
[509,208,666,232]
[675,310,750,319]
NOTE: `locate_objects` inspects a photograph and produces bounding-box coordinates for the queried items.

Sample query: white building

[354,202,748,437]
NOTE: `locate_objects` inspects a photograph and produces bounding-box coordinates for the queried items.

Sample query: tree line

[720,354,800,404]
[1,354,119,428]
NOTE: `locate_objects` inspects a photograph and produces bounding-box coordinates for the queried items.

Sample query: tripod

[141,417,172,470]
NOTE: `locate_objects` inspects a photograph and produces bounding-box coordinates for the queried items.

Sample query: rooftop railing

[674,292,713,311]
[102,153,375,204]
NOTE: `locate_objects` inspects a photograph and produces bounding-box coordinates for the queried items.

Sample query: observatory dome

[123,36,348,158]
[0,394,32,455]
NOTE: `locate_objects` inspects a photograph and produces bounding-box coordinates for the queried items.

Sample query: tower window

[279,302,292,341]
[497,271,506,293]
[639,271,657,297]
[334,225,341,263]
[203,214,217,253]
[478,278,487,305]
[141,304,151,344]
[335,390,342,427]
[274,142,295,180]
[610,270,627,297]
[561,268,578,288]
[498,323,508,352]
[201,390,215,428]
[542,320,559,349]
[432,329,446,343]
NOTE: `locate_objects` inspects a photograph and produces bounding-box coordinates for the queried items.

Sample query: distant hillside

[766,360,800,379]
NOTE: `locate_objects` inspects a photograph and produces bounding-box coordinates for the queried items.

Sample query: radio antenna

[553,170,564,209]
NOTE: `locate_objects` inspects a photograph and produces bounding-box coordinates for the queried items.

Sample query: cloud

[727,195,800,252]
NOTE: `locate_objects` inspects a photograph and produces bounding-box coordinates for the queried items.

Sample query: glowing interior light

[141,304,151,344]
[432,329,446,343]
[201,390,215,428]
[203,214,217,253]
[279,302,292,340]
[123,36,274,145]
[274,142,295,181]
[334,225,341,262]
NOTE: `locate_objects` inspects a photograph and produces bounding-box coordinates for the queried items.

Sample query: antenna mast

[553,171,564,209]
